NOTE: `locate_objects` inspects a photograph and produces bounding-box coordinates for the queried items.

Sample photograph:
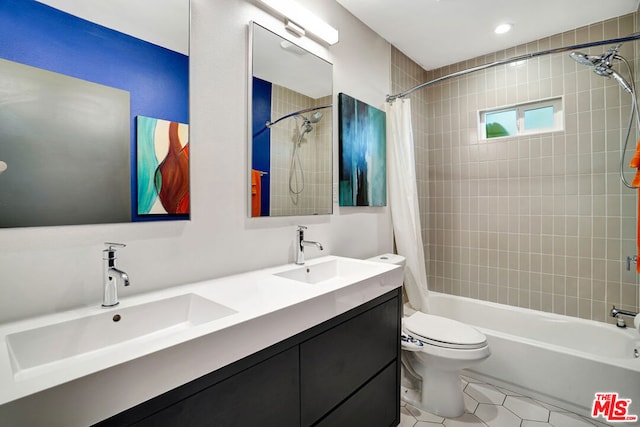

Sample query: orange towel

[629,139,640,273]
[251,169,262,217]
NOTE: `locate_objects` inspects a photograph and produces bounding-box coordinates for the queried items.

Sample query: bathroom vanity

[0,256,402,426]
[97,288,400,426]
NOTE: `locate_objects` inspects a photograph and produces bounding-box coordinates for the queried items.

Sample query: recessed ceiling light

[494,23,512,34]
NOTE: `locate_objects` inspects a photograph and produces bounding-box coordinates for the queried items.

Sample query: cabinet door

[134,346,300,427]
[300,297,399,426]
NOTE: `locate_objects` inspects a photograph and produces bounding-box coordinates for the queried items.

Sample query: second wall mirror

[249,22,333,217]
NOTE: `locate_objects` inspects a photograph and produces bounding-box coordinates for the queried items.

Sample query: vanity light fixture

[257,0,339,45]
[285,18,305,38]
[494,23,512,34]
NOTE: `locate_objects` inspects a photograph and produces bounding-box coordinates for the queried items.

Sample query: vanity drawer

[133,346,299,427]
[315,361,398,427]
[299,296,399,426]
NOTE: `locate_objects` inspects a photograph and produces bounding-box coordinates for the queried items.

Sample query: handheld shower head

[610,69,633,94]
[592,64,633,94]
[303,122,313,133]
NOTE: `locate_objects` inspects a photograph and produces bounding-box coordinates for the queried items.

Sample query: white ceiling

[336,0,640,70]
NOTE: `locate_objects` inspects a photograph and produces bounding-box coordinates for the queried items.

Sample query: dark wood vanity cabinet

[96,288,401,427]
[300,295,399,426]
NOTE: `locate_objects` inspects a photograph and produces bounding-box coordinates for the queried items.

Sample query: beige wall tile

[390,12,640,324]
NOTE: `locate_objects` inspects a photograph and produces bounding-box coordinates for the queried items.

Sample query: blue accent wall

[252,77,272,216]
[0,0,189,222]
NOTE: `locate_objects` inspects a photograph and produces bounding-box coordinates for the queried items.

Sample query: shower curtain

[385,99,430,312]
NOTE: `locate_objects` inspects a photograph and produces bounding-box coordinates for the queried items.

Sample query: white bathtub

[426,292,640,422]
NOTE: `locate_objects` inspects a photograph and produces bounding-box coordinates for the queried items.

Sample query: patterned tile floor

[399,374,614,427]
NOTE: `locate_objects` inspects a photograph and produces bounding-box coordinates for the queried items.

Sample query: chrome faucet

[610,305,638,328]
[295,225,323,265]
[102,242,130,307]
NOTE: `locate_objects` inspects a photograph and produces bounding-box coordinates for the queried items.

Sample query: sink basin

[6,293,236,374]
[274,258,369,284]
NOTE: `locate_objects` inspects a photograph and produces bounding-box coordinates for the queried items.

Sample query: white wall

[0,0,392,324]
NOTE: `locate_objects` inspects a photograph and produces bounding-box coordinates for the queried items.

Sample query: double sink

[3,257,387,390]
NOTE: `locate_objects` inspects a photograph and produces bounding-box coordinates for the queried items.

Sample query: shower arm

[386,32,640,102]
[266,104,332,128]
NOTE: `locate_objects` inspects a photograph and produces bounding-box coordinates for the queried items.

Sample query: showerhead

[571,43,622,69]
[570,45,633,94]
[309,111,323,123]
[297,111,323,136]
[569,51,600,67]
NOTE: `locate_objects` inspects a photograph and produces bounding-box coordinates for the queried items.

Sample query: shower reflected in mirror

[266,105,332,206]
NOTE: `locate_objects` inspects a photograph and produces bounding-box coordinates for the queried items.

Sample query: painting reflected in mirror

[250,23,333,217]
[0,0,189,227]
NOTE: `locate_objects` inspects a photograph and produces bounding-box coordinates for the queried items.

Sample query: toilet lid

[404,312,487,350]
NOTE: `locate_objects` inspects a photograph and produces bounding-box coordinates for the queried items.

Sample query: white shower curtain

[385,99,430,312]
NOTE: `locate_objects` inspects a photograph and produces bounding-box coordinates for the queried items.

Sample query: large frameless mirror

[249,22,333,217]
[0,0,190,228]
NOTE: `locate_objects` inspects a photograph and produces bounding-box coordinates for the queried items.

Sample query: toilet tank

[367,253,406,268]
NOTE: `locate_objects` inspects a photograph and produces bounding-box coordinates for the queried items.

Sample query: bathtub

[425,292,640,422]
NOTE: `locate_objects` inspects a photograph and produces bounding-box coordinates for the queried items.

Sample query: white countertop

[0,255,402,425]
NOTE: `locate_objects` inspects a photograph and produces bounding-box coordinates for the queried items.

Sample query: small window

[479,97,563,140]
[524,106,554,130]
[485,109,517,138]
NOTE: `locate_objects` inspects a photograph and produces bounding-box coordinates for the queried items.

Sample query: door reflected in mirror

[250,23,333,217]
[0,0,189,228]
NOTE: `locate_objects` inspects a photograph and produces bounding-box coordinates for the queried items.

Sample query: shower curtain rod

[266,104,332,128]
[386,32,640,103]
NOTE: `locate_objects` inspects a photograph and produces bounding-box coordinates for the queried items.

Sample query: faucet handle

[104,242,126,260]
[297,225,307,231]
[104,242,126,251]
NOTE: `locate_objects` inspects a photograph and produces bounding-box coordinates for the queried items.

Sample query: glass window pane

[524,106,554,130]
[485,110,517,138]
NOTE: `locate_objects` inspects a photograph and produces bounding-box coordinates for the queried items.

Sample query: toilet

[367,254,491,418]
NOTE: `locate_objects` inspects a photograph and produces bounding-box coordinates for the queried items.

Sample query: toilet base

[419,364,465,417]
[402,356,466,418]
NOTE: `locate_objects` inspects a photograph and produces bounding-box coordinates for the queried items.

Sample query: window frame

[478,97,564,141]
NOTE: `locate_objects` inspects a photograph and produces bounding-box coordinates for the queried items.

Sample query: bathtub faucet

[610,305,638,328]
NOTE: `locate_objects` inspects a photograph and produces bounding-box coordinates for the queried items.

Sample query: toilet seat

[404,312,487,350]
